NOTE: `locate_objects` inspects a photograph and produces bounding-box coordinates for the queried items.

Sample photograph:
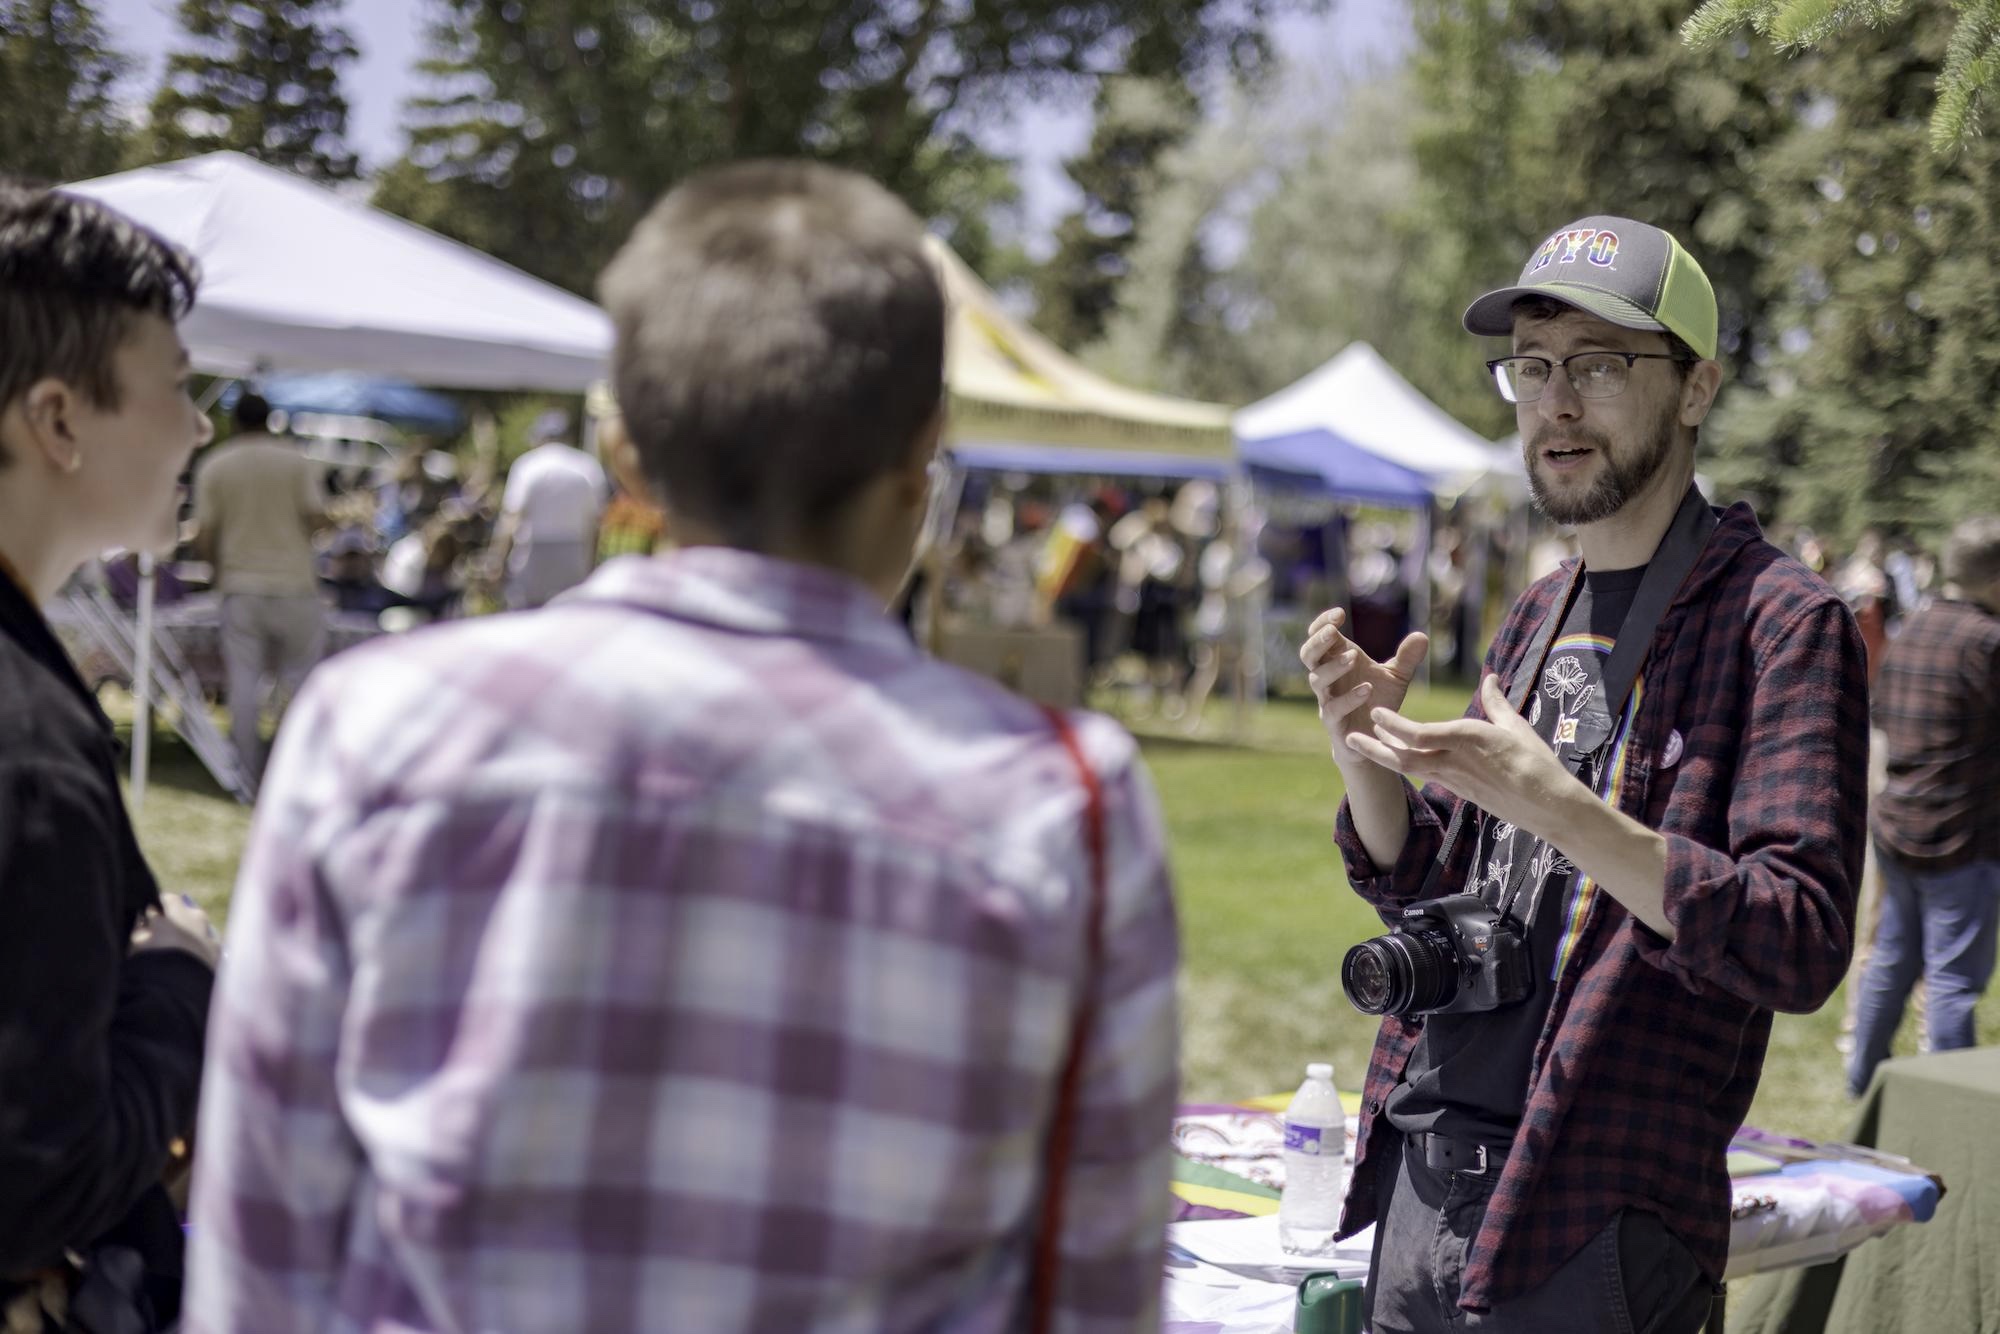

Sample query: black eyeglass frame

[1484,351,1694,403]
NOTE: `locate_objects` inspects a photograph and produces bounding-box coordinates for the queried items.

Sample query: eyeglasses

[1486,352,1693,404]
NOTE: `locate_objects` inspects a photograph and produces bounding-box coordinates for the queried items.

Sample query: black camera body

[1340,894,1534,1018]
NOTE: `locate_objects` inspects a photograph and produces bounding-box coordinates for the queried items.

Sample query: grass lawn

[117,685,1993,1146]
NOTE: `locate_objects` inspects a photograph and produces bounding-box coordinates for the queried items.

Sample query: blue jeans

[1847,851,2000,1097]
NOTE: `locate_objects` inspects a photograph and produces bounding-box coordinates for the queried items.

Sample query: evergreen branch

[1768,0,1909,48]
[1931,0,2000,149]
[1682,0,1781,49]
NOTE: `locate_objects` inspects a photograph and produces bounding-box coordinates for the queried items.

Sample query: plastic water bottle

[1279,1061,1345,1257]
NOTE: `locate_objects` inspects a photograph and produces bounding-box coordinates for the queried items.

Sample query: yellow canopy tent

[928,238,1237,478]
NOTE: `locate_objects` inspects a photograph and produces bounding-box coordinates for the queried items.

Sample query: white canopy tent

[65,152,612,392]
[1235,343,1526,687]
[1235,341,1519,502]
[61,152,616,806]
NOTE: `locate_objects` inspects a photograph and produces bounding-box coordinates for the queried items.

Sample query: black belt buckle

[1421,1132,1499,1176]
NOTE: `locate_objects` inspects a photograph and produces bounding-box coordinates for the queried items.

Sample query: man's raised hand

[1298,608,1429,770]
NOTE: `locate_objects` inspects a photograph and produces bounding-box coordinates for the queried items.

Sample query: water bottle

[1279,1061,1345,1257]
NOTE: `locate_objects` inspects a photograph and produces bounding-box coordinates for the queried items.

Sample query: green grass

[115,686,1993,1146]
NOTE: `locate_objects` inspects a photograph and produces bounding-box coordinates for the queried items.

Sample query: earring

[63,453,82,475]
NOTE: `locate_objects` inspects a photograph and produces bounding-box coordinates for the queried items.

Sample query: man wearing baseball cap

[1300,217,1868,1331]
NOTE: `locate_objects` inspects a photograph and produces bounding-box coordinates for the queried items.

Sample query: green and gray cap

[1462,215,1717,361]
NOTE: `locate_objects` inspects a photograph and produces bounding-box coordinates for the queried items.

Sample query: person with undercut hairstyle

[188,161,1179,1334]
[0,182,221,1333]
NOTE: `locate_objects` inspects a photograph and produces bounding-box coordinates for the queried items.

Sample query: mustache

[1528,425,1612,453]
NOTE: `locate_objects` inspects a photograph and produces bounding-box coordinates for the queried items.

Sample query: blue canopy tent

[223,372,466,435]
[949,439,1237,481]
[1236,426,1437,686]
[1237,427,1432,508]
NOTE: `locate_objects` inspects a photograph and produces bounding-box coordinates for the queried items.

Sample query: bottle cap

[1307,1062,1333,1081]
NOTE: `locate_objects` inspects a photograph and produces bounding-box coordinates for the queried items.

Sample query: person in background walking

[1848,514,2000,1094]
[493,408,606,608]
[191,390,326,792]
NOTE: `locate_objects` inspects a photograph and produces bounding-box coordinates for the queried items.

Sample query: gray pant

[1364,1134,1714,1333]
[507,538,593,610]
[221,592,325,791]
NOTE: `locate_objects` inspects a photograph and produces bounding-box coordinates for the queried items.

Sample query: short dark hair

[1944,515,2000,590]
[234,390,273,434]
[0,182,200,465]
[598,160,945,546]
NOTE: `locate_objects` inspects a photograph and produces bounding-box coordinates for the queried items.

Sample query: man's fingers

[1307,607,1347,638]
[1368,707,1482,749]
[1350,731,1444,774]
[1345,731,1403,770]
[1479,673,1524,724]
[1319,680,1372,724]
[1299,623,1354,670]
[1388,632,1430,682]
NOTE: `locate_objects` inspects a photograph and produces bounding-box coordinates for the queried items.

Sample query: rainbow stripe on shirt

[1538,632,1642,982]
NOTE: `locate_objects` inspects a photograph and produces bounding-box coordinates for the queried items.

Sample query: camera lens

[1344,945,1395,1012]
[1341,926,1460,1016]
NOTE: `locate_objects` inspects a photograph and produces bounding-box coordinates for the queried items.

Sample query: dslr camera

[1340,894,1533,1018]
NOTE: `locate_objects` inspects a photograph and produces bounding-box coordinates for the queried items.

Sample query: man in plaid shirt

[1848,514,2000,1094]
[185,162,1179,1333]
[1302,216,1866,1332]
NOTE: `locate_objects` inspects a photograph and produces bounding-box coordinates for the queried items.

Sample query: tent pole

[1413,504,1433,690]
[1226,476,1256,742]
[130,553,156,815]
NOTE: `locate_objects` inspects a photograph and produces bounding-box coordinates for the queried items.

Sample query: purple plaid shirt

[185,547,1179,1334]
[1333,502,1868,1310]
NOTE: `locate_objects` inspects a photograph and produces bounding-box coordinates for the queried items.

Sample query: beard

[1525,407,1678,527]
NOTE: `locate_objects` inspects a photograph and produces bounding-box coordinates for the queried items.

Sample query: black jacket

[0,569,212,1278]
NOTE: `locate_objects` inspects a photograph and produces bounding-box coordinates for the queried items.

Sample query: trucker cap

[1462,215,1718,361]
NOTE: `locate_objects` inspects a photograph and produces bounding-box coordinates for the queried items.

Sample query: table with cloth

[1727,1046,1997,1334]
[1165,1093,1943,1334]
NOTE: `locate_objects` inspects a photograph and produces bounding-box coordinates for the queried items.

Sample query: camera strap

[1419,485,1720,925]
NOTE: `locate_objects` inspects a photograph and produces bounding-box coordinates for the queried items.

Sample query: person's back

[1872,592,2000,865]
[500,424,606,608]
[187,160,1179,1334]
[505,438,604,544]
[193,398,328,790]
[1848,518,2000,1093]
[195,431,321,595]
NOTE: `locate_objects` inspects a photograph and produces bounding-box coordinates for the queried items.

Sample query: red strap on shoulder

[1029,705,1109,1334]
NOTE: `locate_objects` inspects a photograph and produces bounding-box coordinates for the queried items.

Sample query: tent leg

[130,554,156,816]
[1412,505,1433,690]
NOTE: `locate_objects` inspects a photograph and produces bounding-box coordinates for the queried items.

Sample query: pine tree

[1031,79,1200,352]
[375,0,1312,297]
[1704,4,2000,543]
[1685,0,2000,150]
[146,0,359,180]
[0,0,131,184]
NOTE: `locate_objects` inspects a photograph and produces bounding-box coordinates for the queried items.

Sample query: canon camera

[1339,894,1534,1018]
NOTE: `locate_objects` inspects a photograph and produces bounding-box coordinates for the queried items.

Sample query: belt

[1412,1131,1510,1176]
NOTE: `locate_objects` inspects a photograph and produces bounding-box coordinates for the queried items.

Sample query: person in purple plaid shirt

[184,161,1180,1334]
[1300,216,1866,1333]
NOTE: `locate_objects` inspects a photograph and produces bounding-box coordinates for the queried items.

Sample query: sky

[97,0,1411,249]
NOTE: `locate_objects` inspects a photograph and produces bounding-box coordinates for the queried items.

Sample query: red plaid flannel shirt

[1332,502,1868,1310]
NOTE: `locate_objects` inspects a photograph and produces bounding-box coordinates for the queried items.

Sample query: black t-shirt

[1385,561,1648,1145]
